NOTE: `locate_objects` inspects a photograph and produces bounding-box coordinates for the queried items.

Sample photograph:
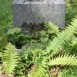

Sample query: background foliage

[65,0,77,25]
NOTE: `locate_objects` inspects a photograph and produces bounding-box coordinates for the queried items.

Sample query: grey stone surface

[13,0,65,28]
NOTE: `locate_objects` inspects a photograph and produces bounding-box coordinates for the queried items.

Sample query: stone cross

[13,0,65,28]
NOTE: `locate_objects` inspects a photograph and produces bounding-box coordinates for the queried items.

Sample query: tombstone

[13,0,65,28]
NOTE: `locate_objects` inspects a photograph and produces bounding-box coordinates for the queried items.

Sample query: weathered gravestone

[13,0,65,28]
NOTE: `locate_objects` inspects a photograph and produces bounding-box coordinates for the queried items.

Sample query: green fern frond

[49,55,77,66]
[46,18,77,56]
[28,63,49,77]
[58,71,62,77]
[71,36,77,45]
[45,22,59,34]
[3,42,19,77]
[7,27,21,35]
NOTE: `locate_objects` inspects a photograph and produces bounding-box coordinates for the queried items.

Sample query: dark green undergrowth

[65,0,77,25]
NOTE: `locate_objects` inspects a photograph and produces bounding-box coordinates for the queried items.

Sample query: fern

[58,71,62,77]
[26,19,77,77]
[46,18,77,57]
[28,63,49,77]
[61,66,77,77]
[3,42,19,77]
[48,22,59,32]
[7,27,21,35]
[27,19,77,77]
[49,55,77,66]
[45,22,59,35]
[71,36,77,45]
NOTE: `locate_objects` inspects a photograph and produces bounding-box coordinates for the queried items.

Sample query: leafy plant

[65,0,77,25]
[61,66,77,77]
[0,18,76,77]
[46,18,77,57]
[49,55,77,66]
[26,18,77,77]
[0,0,12,50]
[0,43,19,77]
[1,1,77,76]
[39,22,59,43]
